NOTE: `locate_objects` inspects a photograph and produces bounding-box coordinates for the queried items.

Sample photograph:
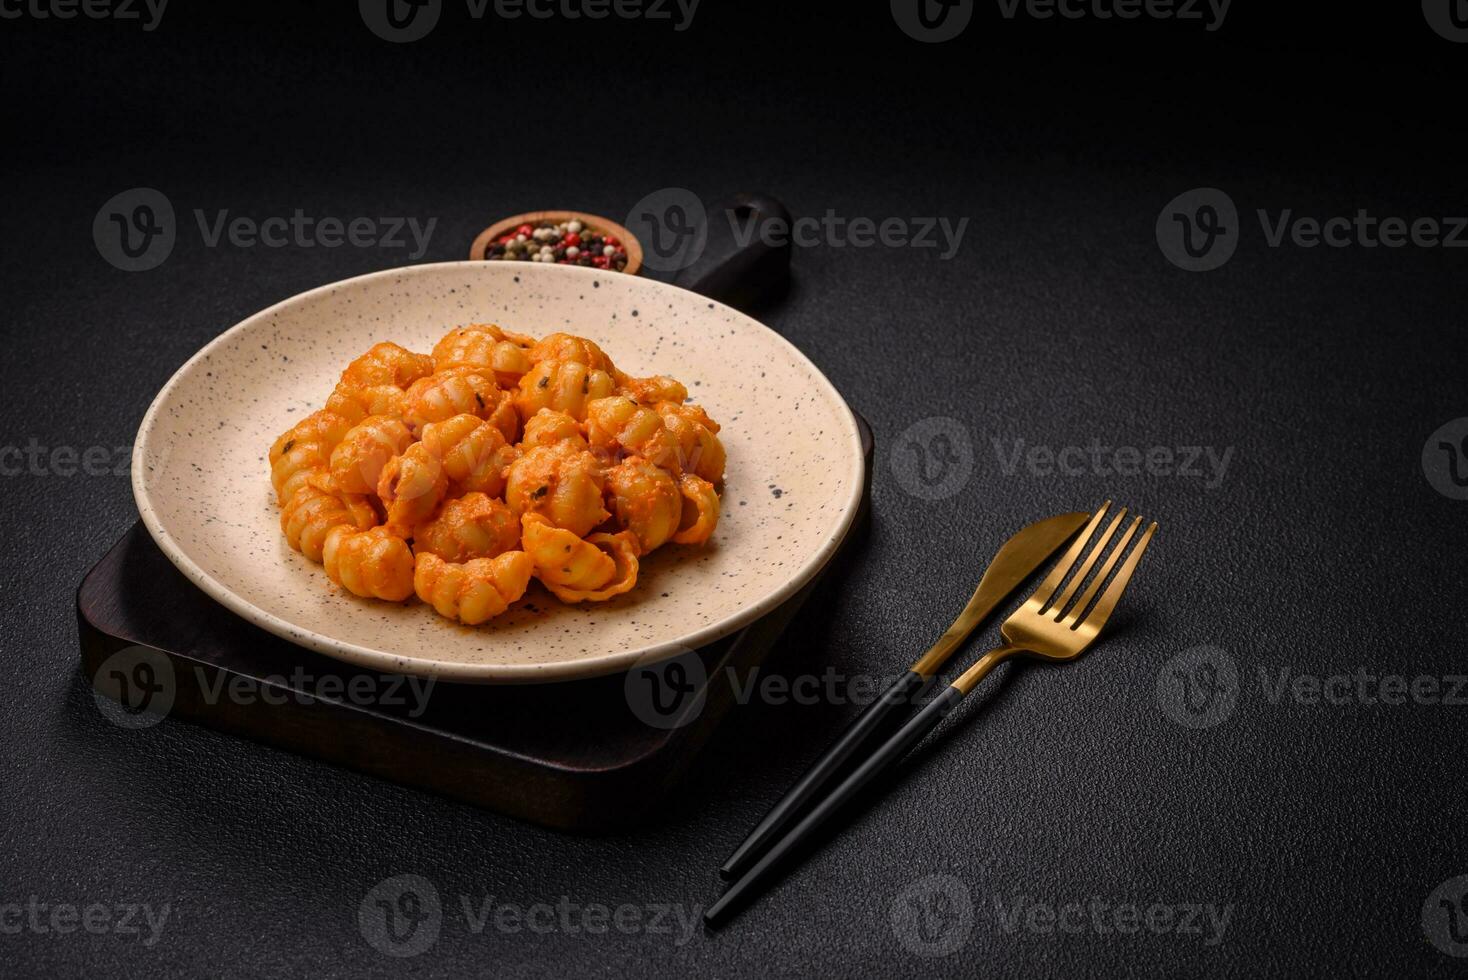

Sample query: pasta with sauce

[268,324,725,623]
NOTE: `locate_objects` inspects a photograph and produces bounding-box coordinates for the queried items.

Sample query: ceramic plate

[131,261,864,682]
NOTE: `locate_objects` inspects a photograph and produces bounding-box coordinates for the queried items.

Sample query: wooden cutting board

[78,417,870,831]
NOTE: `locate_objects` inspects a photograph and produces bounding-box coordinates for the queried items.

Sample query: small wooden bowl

[470,210,644,276]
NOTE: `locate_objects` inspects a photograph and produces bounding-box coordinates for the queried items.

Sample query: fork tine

[1073,520,1157,631]
[1047,508,1126,618]
[1061,515,1141,626]
[1033,501,1110,608]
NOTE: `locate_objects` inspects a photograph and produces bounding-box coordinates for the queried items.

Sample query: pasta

[657,401,726,484]
[512,359,616,422]
[377,441,449,535]
[267,326,725,626]
[322,526,415,601]
[521,409,587,450]
[401,366,508,438]
[605,456,681,554]
[520,514,639,603]
[504,441,609,538]
[431,323,534,388]
[413,492,519,563]
[414,551,534,624]
[585,396,681,472]
[269,409,354,504]
[330,415,413,495]
[419,414,519,497]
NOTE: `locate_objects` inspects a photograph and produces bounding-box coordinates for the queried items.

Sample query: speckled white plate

[131,261,864,683]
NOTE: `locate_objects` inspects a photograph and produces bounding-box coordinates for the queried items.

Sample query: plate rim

[131,260,865,683]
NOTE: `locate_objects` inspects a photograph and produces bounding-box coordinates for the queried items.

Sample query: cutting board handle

[672,192,792,314]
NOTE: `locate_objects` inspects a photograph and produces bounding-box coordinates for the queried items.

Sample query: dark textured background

[3,2,1467,976]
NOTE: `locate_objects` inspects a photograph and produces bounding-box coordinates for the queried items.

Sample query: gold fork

[705,502,1157,925]
[949,501,1157,696]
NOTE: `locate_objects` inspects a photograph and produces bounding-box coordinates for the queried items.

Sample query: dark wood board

[77,417,871,832]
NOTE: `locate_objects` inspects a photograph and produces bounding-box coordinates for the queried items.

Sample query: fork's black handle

[671,192,792,312]
[705,685,966,925]
[718,669,929,880]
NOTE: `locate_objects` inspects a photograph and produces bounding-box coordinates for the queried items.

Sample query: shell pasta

[268,325,726,625]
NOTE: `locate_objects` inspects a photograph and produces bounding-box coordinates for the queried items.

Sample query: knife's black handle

[706,684,965,924]
[672,192,792,314]
[718,669,929,881]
